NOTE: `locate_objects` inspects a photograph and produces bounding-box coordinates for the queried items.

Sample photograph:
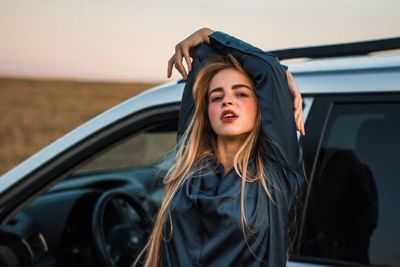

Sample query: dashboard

[0,168,161,267]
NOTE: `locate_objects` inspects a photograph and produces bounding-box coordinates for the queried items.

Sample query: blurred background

[1,0,399,175]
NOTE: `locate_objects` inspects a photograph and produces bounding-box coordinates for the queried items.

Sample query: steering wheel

[92,190,153,267]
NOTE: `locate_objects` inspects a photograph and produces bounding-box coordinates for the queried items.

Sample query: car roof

[287,53,400,73]
[1,52,399,191]
[287,53,400,94]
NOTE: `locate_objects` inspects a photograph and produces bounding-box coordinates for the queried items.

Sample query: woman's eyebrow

[209,84,251,95]
[231,84,251,90]
[209,87,223,95]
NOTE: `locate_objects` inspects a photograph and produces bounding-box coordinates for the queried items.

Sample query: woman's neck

[216,136,246,175]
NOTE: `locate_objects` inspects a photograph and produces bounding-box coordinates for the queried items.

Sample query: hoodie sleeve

[176,44,220,143]
[208,31,302,172]
[177,31,301,172]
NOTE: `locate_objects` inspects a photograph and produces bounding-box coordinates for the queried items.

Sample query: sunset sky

[0,0,399,82]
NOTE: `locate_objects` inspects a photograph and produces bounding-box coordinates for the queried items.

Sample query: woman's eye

[210,97,221,102]
[237,93,248,97]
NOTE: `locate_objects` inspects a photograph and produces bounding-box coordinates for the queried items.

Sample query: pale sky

[0,0,399,82]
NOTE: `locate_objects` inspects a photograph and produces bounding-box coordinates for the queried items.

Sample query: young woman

[133,28,306,267]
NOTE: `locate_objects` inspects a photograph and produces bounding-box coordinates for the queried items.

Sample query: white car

[1,37,399,267]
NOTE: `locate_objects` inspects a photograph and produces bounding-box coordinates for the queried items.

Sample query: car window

[301,102,400,267]
[74,128,176,175]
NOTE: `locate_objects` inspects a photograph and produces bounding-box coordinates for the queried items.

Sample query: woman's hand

[286,71,306,136]
[167,27,214,80]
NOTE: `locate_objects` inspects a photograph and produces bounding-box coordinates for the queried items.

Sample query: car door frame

[0,103,180,226]
[293,91,400,266]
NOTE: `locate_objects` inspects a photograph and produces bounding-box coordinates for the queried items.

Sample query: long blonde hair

[132,54,276,267]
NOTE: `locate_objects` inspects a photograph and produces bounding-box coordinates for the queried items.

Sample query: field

[0,78,158,175]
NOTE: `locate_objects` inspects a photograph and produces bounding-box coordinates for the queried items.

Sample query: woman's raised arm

[168,28,305,137]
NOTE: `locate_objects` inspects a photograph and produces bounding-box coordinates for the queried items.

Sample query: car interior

[0,118,178,267]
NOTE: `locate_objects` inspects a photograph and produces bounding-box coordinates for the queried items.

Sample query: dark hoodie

[162,31,306,267]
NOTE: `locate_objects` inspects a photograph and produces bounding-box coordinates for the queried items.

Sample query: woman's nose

[222,101,232,107]
[222,96,233,106]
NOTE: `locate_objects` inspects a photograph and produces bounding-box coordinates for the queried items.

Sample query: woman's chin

[216,131,251,142]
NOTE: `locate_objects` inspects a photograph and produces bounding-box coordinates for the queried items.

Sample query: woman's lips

[220,109,239,123]
[221,117,238,123]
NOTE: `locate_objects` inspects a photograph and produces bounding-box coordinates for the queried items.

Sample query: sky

[0,0,399,82]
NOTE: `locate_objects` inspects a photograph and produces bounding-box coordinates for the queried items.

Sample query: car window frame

[0,103,180,226]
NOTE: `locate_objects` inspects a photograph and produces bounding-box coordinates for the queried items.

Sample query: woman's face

[207,68,258,140]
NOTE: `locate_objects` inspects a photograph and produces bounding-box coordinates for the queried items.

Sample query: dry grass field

[0,78,158,175]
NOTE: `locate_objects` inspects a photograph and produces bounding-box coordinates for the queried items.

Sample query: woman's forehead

[208,68,253,93]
